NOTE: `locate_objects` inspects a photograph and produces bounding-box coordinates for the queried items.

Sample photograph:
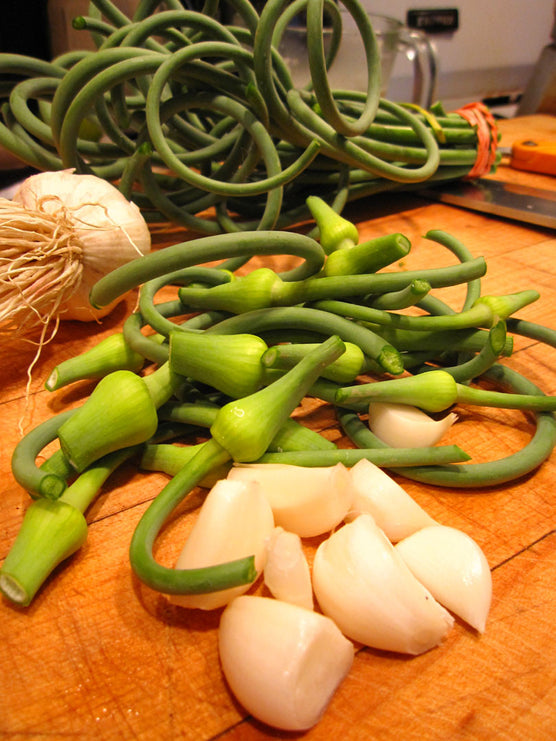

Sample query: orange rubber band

[456,102,498,178]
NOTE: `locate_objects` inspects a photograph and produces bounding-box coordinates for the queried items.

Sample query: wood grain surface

[1,116,555,741]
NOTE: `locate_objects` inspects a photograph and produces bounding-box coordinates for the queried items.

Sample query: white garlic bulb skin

[13,169,151,320]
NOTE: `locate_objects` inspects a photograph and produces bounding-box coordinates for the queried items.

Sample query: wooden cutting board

[1,115,555,741]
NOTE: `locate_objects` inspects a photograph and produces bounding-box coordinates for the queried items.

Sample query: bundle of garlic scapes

[0,170,151,337]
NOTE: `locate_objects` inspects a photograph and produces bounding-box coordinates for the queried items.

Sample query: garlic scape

[262,340,367,384]
[322,233,411,277]
[169,479,274,610]
[396,525,492,633]
[338,367,556,413]
[210,335,346,462]
[0,446,137,605]
[228,462,352,537]
[337,369,458,413]
[306,195,359,253]
[168,330,268,398]
[58,364,180,472]
[263,527,314,611]
[218,596,354,731]
[0,499,88,607]
[368,401,458,448]
[312,514,454,655]
[129,336,346,596]
[346,458,436,541]
[45,332,145,391]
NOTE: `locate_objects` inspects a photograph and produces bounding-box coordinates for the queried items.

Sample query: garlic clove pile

[218,595,354,731]
[396,525,492,633]
[368,401,457,448]
[263,527,314,610]
[227,462,352,538]
[169,478,274,610]
[312,514,454,655]
[346,458,437,541]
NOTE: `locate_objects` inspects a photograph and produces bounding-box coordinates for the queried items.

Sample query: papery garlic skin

[312,514,454,655]
[227,463,352,538]
[368,401,457,448]
[218,595,354,731]
[264,527,314,610]
[346,458,436,541]
[169,478,274,610]
[13,170,151,320]
[396,525,492,633]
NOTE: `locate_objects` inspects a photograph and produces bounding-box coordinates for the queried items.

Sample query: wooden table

[1,115,555,741]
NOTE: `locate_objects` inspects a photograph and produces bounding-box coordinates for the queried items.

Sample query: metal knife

[417,178,556,229]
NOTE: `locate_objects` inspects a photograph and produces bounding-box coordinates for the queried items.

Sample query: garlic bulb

[227,463,352,538]
[218,595,354,731]
[396,525,492,633]
[368,401,457,448]
[169,478,274,610]
[263,527,314,610]
[312,514,454,655]
[2,169,150,332]
[346,458,436,541]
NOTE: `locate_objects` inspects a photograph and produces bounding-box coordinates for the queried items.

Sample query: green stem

[11,409,77,500]
[45,332,145,391]
[129,437,255,595]
[256,445,470,467]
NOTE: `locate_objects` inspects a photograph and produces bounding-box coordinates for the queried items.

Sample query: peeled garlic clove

[218,595,354,731]
[227,462,352,538]
[346,458,436,541]
[169,478,274,610]
[368,401,457,448]
[264,527,313,610]
[396,525,492,633]
[312,514,454,655]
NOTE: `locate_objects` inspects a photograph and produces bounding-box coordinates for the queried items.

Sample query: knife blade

[417,178,556,229]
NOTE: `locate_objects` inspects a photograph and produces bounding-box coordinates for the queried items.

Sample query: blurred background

[1,1,555,117]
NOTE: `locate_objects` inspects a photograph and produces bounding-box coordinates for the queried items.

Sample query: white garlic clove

[312,514,454,655]
[346,458,436,541]
[169,478,274,610]
[368,401,457,448]
[395,525,492,633]
[227,462,353,538]
[263,527,314,610]
[218,595,354,731]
